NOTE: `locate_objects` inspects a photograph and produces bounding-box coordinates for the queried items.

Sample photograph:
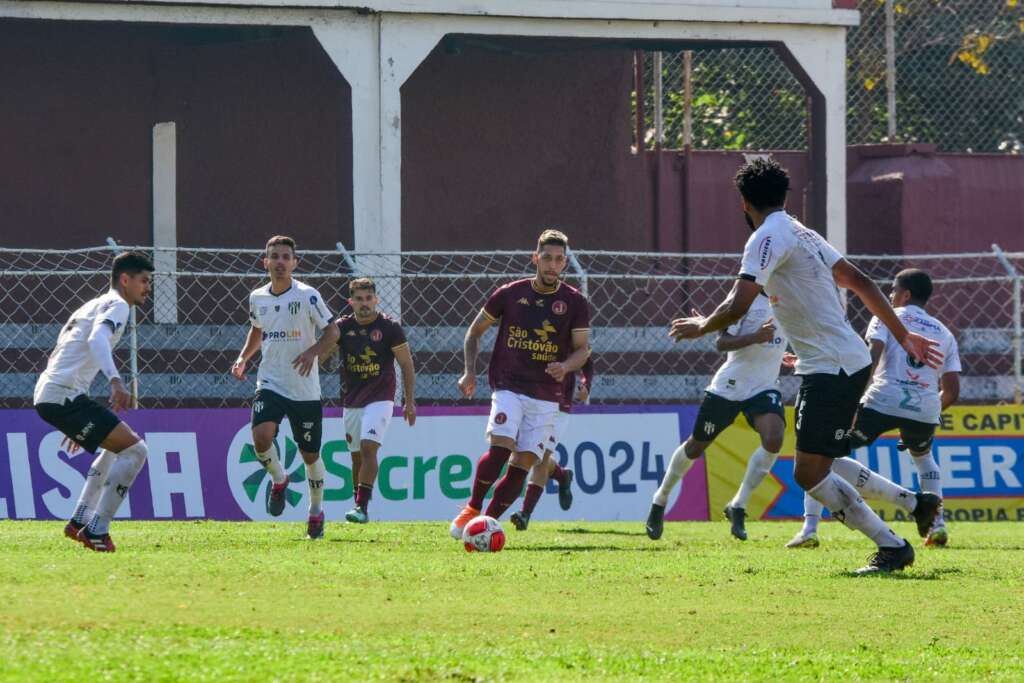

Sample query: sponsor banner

[706,405,1024,523]
[0,405,705,522]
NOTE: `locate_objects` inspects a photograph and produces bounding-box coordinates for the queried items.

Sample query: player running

[646,292,788,542]
[231,236,340,539]
[34,251,154,552]
[323,277,417,524]
[508,356,593,531]
[450,229,591,539]
[670,158,943,574]
[787,268,960,549]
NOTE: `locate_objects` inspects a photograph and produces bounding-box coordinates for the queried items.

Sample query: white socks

[652,443,696,507]
[913,450,944,528]
[71,450,116,526]
[729,447,779,509]
[808,473,903,548]
[87,441,148,536]
[306,457,325,516]
[256,443,287,485]
[801,493,824,536]
[831,457,917,512]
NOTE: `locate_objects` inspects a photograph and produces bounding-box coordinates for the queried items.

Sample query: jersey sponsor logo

[552,300,567,315]
[346,346,381,377]
[532,320,557,343]
[758,236,773,269]
[370,329,383,343]
[75,421,95,443]
[288,301,300,315]
[535,299,545,307]
[346,330,356,336]
[494,412,507,425]
[507,323,561,362]
[517,297,530,306]
[263,330,302,341]
[274,305,280,312]
[906,353,926,370]
[703,421,715,436]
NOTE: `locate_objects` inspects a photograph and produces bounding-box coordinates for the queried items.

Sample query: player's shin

[652,443,695,507]
[468,446,512,510]
[808,473,903,548]
[256,443,287,485]
[831,457,917,512]
[802,493,824,535]
[729,447,778,509]
[71,449,115,526]
[521,483,544,515]
[484,464,528,519]
[86,440,148,536]
[306,456,325,516]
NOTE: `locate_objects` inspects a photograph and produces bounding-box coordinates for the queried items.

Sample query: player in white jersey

[789,269,961,549]
[671,158,944,574]
[231,236,340,539]
[33,252,154,552]
[647,292,789,541]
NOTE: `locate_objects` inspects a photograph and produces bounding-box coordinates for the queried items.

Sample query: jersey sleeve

[864,316,888,345]
[307,289,333,330]
[95,298,130,336]
[942,336,962,373]
[248,293,261,329]
[390,321,409,351]
[813,233,845,268]
[739,225,788,286]
[482,286,506,322]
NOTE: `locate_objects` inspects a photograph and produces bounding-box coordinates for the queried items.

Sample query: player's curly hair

[734,158,790,211]
[894,268,933,304]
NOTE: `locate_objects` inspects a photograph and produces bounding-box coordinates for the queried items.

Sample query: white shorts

[343,400,394,450]
[546,411,571,455]
[486,390,559,456]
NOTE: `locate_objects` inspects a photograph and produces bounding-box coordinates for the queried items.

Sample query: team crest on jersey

[288,301,300,315]
[274,305,280,312]
[370,329,383,342]
[494,412,507,425]
[552,300,567,315]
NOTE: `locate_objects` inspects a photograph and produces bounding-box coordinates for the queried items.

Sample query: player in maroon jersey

[321,277,416,523]
[510,356,594,531]
[450,229,592,539]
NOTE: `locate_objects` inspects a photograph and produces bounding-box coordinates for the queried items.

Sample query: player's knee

[762,432,783,454]
[117,439,148,468]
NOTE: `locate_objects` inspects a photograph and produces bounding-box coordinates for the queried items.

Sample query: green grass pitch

[1,519,1022,681]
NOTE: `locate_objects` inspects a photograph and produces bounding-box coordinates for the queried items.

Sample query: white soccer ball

[462,515,506,553]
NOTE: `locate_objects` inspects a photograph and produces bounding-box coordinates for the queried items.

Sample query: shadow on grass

[556,527,649,537]
[832,566,964,580]
[511,544,668,553]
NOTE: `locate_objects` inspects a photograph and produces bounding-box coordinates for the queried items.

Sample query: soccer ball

[462,515,506,553]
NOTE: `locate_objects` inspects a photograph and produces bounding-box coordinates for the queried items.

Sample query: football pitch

[2,520,1022,682]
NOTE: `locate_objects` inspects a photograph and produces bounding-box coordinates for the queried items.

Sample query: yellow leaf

[977,62,990,75]
[977,35,991,53]
[1008,0,1018,7]
[895,3,905,13]
[864,77,877,91]
[1019,19,1024,32]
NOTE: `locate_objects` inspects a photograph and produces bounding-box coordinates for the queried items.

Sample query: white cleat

[785,531,820,549]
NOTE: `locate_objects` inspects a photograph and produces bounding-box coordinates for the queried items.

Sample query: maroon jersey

[335,313,408,408]
[482,278,590,403]
[559,356,595,413]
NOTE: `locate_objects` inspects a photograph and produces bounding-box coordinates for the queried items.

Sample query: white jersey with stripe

[706,294,787,401]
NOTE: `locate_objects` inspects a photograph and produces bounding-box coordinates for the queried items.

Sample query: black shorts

[850,406,937,453]
[252,389,323,453]
[692,389,785,442]
[794,366,872,458]
[35,395,121,454]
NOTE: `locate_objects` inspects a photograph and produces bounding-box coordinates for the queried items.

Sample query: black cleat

[646,503,665,540]
[855,539,915,575]
[267,480,288,517]
[557,469,574,511]
[724,505,747,541]
[912,492,941,538]
[510,511,530,531]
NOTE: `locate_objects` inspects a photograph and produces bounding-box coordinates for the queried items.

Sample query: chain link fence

[634,0,1024,153]
[2,244,1020,409]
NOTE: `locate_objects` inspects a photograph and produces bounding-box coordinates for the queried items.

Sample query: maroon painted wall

[0,20,352,250]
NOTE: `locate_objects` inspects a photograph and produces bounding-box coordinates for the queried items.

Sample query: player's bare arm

[293,322,340,377]
[393,342,417,426]
[670,278,760,341]
[546,329,589,382]
[940,372,960,411]
[715,319,776,352]
[832,259,943,369]
[458,309,495,398]
[231,325,262,381]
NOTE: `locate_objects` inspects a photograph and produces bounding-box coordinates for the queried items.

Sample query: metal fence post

[653,51,664,147]
[993,244,1022,403]
[106,237,139,408]
[884,0,897,139]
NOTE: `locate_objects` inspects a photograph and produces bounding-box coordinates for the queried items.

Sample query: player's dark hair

[265,235,296,255]
[537,228,569,253]
[110,251,154,287]
[894,268,933,305]
[349,277,376,294]
[734,158,790,211]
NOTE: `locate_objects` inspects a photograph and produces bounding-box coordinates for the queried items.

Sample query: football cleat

[785,532,820,549]
[344,507,369,524]
[77,527,116,553]
[724,505,748,541]
[912,492,942,538]
[449,505,480,540]
[645,503,665,541]
[925,527,948,547]
[855,539,915,575]
[557,469,574,511]
[306,511,325,540]
[64,520,85,544]
[509,510,530,531]
[267,480,288,517]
